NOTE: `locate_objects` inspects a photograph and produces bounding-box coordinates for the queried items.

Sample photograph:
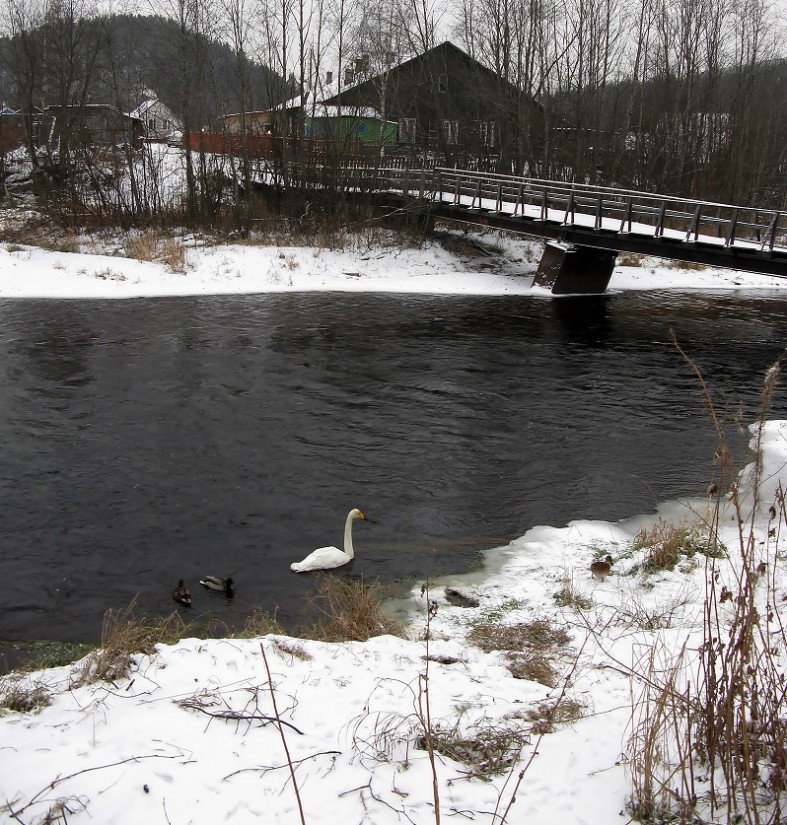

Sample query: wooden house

[320,41,544,169]
[43,104,143,151]
[130,91,182,143]
[223,110,276,136]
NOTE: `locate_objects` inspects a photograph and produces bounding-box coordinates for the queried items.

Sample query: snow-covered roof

[275,92,382,119]
[307,104,382,119]
[129,99,157,119]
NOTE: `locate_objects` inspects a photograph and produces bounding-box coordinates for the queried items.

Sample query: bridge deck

[341,166,787,278]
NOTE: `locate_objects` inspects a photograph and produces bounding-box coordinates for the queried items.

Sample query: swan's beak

[358,511,367,520]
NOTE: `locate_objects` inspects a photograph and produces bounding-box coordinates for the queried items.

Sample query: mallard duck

[291,508,366,573]
[590,555,613,582]
[172,579,192,606]
[199,576,235,596]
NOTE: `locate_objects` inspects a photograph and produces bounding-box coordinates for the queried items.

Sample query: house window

[443,119,459,145]
[481,120,497,147]
[398,118,416,144]
[435,73,448,93]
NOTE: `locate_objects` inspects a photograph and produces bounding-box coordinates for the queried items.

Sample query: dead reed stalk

[626,339,787,824]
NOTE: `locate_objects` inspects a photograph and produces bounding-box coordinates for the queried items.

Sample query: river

[0,289,784,654]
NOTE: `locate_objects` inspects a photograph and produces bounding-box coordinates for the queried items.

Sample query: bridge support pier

[534,242,617,295]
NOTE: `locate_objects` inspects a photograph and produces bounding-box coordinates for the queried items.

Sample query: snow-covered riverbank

[2,227,787,824]
[2,418,786,824]
[1,224,786,299]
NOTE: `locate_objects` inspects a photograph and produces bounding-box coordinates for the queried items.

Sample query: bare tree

[1,0,47,171]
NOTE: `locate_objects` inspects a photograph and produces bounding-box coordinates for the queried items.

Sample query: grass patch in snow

[554,570,593,610]
[506,653,559,686]
[125,231,186,272]
[468,619,571,654]
[0,677,51,714]
[468,619,572,686]
[301,576,404,642]
[634,518,724,574]
[525,697,586,734]
[74,600,214,686]
[416,720,530,777]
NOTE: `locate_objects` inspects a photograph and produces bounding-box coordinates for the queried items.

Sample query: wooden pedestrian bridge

[299,164,787,294]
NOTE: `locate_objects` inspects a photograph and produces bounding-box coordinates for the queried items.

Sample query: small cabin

[43,104,143,150]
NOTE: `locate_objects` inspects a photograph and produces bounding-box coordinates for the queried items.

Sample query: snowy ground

[1,213,786,299]
[1,221,787,824]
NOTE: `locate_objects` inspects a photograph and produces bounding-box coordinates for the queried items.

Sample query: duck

[590,555,613,582]
[291,508,367,573]
[172,579,192,606]
[199,576,235,596]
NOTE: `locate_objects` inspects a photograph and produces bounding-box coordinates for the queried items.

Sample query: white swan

[290,508,366,573]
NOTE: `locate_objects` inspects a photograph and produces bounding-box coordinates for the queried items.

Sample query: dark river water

[0,289,785,653]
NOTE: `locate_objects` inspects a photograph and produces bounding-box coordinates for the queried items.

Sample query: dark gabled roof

[322,40,539,110]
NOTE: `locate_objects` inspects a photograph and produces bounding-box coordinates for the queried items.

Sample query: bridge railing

[277,163,787,254]
[427,168,786,253]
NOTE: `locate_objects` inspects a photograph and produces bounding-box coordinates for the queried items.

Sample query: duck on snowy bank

[590,555,613,582]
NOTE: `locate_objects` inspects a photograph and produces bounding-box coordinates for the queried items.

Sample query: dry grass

[124,231,186,273]
[626,642,694,823]
[611,590,695,631]
[625,344,787,825]
[665,259,707,271]
[554,571,593,610]
[525,698,586,734]
[506,653,559,686]
[468,619,572,686]
[94,266,126,281]
[74,600,200,686]
[22,228,83,254]
[228,609,284,638]
[634,518,721,573]
[123,230,159,261]
[302,576,404,642]
[618,252,644,267]
[0,677,52,713]
[269,638,312,661]
[468,619,571,653]
[416,720,530,777]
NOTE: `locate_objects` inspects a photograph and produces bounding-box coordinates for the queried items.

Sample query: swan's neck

[343,511,356,559]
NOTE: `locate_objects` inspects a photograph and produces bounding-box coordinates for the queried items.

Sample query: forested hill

[0,13,289,126]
